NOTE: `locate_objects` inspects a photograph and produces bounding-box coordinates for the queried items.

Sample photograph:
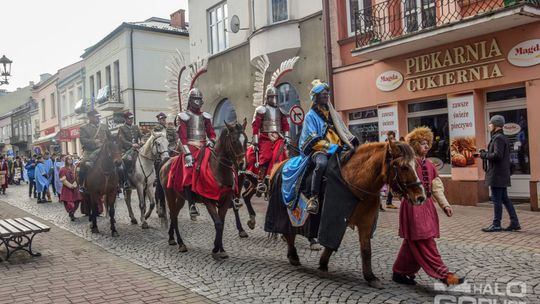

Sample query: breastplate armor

[186,111,206,141]
[262,106,281,133]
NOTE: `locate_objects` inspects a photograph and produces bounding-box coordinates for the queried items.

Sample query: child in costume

[392,126,465,286]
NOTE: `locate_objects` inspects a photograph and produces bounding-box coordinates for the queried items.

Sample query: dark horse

[159,119,248,259]
[266,140,426,288]
[80,137,123,236]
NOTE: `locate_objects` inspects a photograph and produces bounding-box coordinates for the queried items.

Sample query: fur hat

[405,126,434,150]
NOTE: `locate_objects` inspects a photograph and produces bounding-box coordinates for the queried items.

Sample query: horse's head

[150,131,170,161]
[221,118,248,170]
[104,137,123,167]
[386,140,426,205]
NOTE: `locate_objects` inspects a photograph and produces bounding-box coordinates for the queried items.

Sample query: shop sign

[507,39,540,67]
[58,126,81,142]
[377,105,399,141]
[447,94,477,168]
[405,39,504,92]
[503,123,521,136]
[44,127,55,135]
[376,71,403,92]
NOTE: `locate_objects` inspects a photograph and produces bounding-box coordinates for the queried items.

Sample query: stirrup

[256,182,267,194]
[306,197,319,215]
[232,198,242,210]
[189,204,200,216]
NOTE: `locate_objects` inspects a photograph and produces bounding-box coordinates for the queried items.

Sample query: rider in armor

[78,110,112,193]
[252,86,290,195]
[177,88,217,218]
[117,111,142,189]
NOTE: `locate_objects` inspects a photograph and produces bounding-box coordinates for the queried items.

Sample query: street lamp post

[0,55,13,86]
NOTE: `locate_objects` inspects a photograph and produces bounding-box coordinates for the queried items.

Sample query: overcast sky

[1,0,188,92]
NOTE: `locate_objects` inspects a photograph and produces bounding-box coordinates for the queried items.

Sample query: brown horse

[267,140,425,288]
[81,137,123,236]
[159,120,248,259]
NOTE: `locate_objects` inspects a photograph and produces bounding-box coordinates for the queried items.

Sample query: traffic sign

[289,105,304,126]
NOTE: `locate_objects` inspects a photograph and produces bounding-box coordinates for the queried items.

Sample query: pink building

[329,0,540,209]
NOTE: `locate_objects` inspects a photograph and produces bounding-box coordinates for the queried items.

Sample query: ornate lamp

[0,55,13,86]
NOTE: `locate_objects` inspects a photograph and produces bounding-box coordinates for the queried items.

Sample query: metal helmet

[265,86,278,107]
[188,88,204,109]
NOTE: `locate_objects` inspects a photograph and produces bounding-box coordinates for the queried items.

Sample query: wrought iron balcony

[95,86,124,112]
[353,0,540,56]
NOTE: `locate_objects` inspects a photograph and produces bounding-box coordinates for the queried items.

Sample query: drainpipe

[322,0,334,105]
[130,28,137,123]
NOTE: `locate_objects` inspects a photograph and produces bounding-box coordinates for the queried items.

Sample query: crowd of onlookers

[0,152,82,221]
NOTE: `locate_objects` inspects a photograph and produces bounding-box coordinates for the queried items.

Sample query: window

[348,108,379,144]
[50,93,56,118]
[271,0,288,23]
[61,94,67,117]
[487,87,526,102]
[403,0,436,33]
[69,91,75,114]
[208,2,228,54]
[77,86,82,100]
[346,0,374,36]
[89,75,95,98]
[96,71,102,90]
[41,99,46,121]
[213,98,237,136]
[407,99,450,174]
[105,65,112,95]
[113,61,120,88]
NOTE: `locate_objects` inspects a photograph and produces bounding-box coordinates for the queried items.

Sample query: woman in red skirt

[392,127,465,286]
[59,155,81,221]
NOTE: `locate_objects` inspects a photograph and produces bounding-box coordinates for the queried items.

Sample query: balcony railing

[354,0,540,49]
[96,85,122,104]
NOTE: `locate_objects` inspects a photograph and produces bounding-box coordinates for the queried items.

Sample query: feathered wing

[182,57,208,110]
[267,56,300,91]
[164,49,187,114]
[252,54,270,107]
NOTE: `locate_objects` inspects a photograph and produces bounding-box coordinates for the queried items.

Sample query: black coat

[482,129,511,187]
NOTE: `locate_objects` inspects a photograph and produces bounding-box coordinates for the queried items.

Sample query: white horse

[124,131,170,229]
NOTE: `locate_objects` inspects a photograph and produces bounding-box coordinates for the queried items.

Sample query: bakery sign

[405,38,504,92]
[376,71,403,92]
[507,39,540,67]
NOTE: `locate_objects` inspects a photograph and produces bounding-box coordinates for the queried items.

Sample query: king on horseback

[176,87,217,218]
[281,80,359,215]
[117,111,142,189]
[78,109,112,193]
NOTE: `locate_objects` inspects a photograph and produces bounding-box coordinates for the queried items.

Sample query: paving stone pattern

[1,184,540,303]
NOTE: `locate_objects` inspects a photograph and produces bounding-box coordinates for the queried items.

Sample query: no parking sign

[289,105,304,126]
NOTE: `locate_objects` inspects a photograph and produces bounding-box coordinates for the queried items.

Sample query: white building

[188,0,325,138]
[57,61,84,155]
[80,11,189,132]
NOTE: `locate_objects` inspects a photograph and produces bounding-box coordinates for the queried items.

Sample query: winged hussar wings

[252,54,270,107]
[182,58,208,108]
[164,49,187,115]
[267,56,300,91]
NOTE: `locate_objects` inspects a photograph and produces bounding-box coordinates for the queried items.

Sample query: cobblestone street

[1,184,540,304]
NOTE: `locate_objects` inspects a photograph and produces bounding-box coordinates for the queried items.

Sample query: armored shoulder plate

[256,105,267,115]
[279,107,289,116]
[202,112,212,120]
[178,112,190,121]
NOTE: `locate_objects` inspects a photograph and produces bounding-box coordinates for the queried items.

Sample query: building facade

[10,98,38,156]
[57,61,84,155]
[329,0,540,209]
[0,83,35,155]
[81,13,189,133]
[188,0,326,138]
[32,73,60,153]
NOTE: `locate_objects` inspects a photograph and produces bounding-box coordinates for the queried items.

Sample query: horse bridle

[210,128,247,172]
[138,135,169,162]
[386,157,422,200]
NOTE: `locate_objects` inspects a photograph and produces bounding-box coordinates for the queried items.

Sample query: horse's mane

[140,132,164,156]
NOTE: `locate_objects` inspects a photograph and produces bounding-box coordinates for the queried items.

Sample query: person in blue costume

[35,155,51,204]
[281,80,359,214]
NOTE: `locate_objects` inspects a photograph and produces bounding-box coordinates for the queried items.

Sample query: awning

[32,132,58,145]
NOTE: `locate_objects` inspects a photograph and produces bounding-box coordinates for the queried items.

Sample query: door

[486,105,530,198]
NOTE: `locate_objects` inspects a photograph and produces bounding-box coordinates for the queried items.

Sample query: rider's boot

[78,164,88,193]
[119,162,130,190]
[255,166,267,197]
[185,188,200,219]
[232,196,242,210]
